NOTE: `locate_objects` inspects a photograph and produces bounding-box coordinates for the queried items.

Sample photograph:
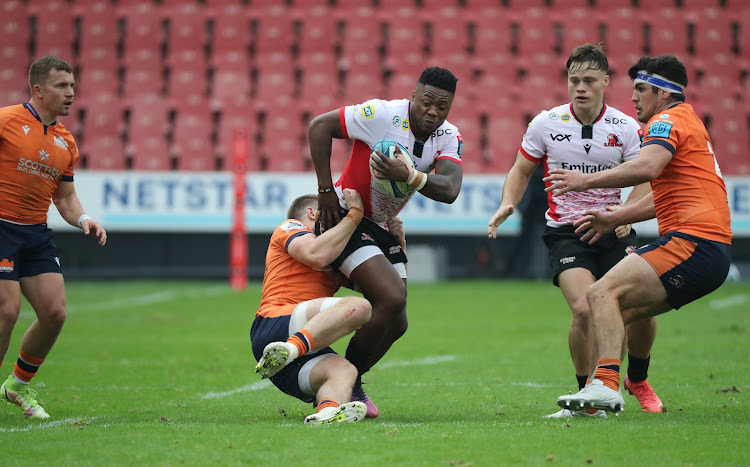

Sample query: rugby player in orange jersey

[545,55,732,414]
[252,189,404,424]
[0,56,107,419]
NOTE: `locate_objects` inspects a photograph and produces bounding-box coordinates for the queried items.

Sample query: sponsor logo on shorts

[0,258,15,273]
[388,245,401,255]
[625,245,637,255]
[361,233,373,242]
[560,256,575,264]
[668,275,685,288]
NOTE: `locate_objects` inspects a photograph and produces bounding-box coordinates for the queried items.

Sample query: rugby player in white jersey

[488,44,664,417]
[309,67,463,418]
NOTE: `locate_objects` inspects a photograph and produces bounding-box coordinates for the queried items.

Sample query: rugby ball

[370,139,415,199]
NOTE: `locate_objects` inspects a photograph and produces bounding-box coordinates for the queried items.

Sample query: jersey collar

[569,103,607,125]
[23,102,58,126]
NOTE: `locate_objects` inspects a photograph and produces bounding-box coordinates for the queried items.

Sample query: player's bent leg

[300,296,372,350]
[19,273,67,358]
[309,355,360,407]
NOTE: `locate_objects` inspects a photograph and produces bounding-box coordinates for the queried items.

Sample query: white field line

[64,285,228,314]
[202,380,272,399]
[709,294,747,310]
[378,355,456,368]
[204,355,458,399]
[0,416,97,433]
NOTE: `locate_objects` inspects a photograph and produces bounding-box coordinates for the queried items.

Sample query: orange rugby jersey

[257,219,342,318]
[0,103,79,224]
[642,103,732,244]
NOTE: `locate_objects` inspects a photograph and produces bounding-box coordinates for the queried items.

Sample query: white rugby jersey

[335,99,463,225]
[520,103,642,227]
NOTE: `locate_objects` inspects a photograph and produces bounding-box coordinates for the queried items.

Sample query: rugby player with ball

[309,67,463,418]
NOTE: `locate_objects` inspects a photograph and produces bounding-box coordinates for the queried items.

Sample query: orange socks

[14,350,45,384]
[286,329,315,359]
[316,399,338,412]
[593,358,621,391]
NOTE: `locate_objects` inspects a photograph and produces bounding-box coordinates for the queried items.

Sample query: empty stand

[126,95,171,170]
[30,0,75,59]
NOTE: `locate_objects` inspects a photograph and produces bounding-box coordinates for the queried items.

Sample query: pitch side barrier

[46,171,750,237]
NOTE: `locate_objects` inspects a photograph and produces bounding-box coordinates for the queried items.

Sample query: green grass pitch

[1,280,747,465]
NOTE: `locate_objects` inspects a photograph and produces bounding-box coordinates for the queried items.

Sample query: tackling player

[309,67,463,418]
[252,189,377,425]
[547,55,732,413]
[488,44,663,418]
[0,56,107,419]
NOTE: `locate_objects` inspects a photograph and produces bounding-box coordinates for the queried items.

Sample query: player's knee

[351,297,372,325]
[586,279,611,307]
[41,303,67,329]
[0,303,21,325]
[569,300,593,324]
[373,285,407,317]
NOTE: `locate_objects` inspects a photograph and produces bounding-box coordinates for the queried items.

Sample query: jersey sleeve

[277,220,314,251]
[621,118,643,162]
[642,114,679,155]
[519,111,547,161]
[341,99,390,147]
[62,138,79,181]
[436,127,462,164]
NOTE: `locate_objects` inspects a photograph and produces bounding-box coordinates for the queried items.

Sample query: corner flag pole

[230,129,248,290]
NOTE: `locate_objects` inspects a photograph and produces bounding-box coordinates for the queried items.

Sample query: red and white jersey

[336,99,462,225]
[520,103,642,227]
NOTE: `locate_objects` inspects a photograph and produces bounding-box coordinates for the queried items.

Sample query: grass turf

[1,280,747,465]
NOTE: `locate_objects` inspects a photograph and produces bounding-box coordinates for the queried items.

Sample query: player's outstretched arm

[309,109,346,231]
[489,152,539,239]
[52,181,107,246]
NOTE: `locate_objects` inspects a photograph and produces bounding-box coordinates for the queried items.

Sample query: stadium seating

[0,0,746,174]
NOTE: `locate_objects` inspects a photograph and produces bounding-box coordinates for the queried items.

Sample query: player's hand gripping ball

[369,139,416,199]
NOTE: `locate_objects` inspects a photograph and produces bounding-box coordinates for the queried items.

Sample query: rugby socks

[592,358,621,391]
[576,374,588,391]
[627,353,650,383]
[286,329,315,359]
[316,399,338,412]
[344,341,370,376]
[13,350,45,385]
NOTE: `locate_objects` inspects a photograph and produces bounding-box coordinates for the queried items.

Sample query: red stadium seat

[645,9,689,56]
[0,67,29,106]
[30,0,75,59]
[708,108,750,176]
[215,97,259,171]
[556,10,602,58]
[126,95,171,170]
[84,136,126,171]
[342,70,382,102]
[690,7,734,57]
[602,7,646,74]
[336,6,384,75]
[210,5,251,52]
[511,11,557,57]
[172,102,215,171]
[212,70,252,103]
[254,6,295,56]
[166,3,208,53]
[487,116,527,174]
[168,48,208,98]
